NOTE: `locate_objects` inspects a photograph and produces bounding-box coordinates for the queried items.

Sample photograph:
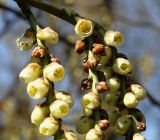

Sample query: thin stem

[28,0,80,25]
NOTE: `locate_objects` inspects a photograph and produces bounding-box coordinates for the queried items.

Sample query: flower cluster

[17,27,78,139]
[74,19,146,140]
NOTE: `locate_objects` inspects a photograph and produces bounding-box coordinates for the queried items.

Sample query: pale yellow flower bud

[16,29,35,51]
[107,77,120,93]
[123,92,138,108]
[31,104,49,125]
[114,116,132,136]
[55,91,74,108]
[82,92,100,109]
[27,78,49,99]
[131,84,146,101]
[113,58,132,75]
[94,124,103,136]
[104,30,124,47]
[39,117,59,136]
[64,130,78,140]
[76,116,94,134]
[50,100,70,118]
[75,19,94,37]
[133,133,146,140]
[43,62,65,82]
[37,27,59,45]
[85,129,103,140]
[19,63,43,83]
[83,107,93,117]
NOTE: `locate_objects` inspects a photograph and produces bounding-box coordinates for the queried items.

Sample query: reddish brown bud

[96,81,108,93]
[75,40,86,54]
[32,46,45,58]
[82,59,89,72]
[98,119,110,130]
[81,77,93,90]
[92,44,105,55]
[87,57,98,69]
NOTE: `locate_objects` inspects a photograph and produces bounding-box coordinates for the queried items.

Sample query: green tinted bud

[64,130,78,140]
[19,63,43,83]
[99,47,112,65]
[55,91,74,108]
[108,111,119,126]
[76,116,94,134]
[39,117,59,136]
[27,78,49,99]
[113,58,132,75]
[85,129,103,140]
[37,27,59,45]
[114,116,132,136]
[31,104,49,125]
[107,77,120,93]
[82,92,100,109]
[50,100,70,119]
[133,133,146,140]
[123,92,138,108]
[105,93,119,106]
[100,66,113,79]
[83,107,93,117]
[94,124,103,136]
[104,30,124,47]
[131,84,146,101]
[75,19,94,37]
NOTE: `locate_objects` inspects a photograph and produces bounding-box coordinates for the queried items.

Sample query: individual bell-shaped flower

[19,63,43,83]
[55,91,74,108]
[85,128,103,140]
[37,27,59,45]
[43,62,65,82]
[107,77,120,93]
[76,116,94,134]
[39,117,59,136]
[16,28,35,51]
[75,19,94,37]
[49,100,70,119]
[64,130,78,140]
[31,104,49,125]
[131,84,146,101]
[133,133,146,140]
[82,92,100,109]
[105,93,119,106]
[27,78,49,99]
[114,116,132,136]
[113,58,132,75]
[123,92,138,108]
[104,30,124,47]
[83,107,93,117]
